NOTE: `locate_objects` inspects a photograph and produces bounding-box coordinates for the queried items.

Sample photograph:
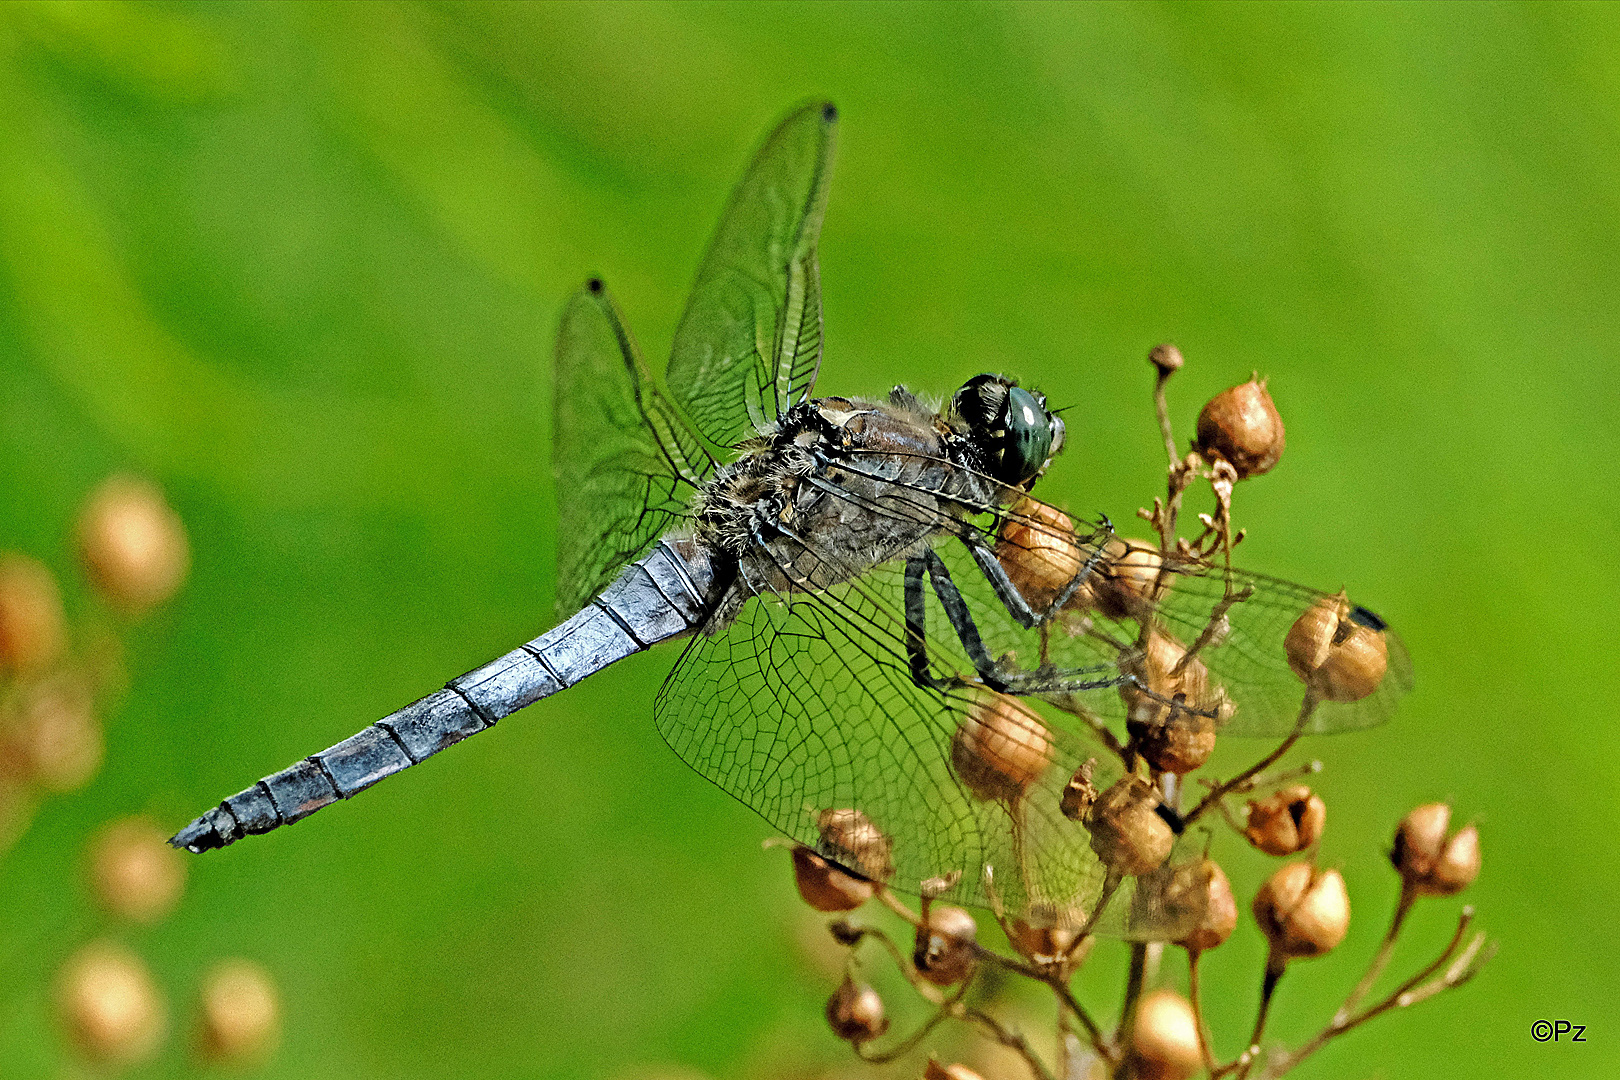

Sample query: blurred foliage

[0,1,1616,1078]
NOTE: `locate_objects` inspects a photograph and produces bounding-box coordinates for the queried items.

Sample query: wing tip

[821,101,837,124]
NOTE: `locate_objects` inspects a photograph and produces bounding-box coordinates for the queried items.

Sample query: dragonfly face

[948,374,1066,489]
[174,101,1411,941]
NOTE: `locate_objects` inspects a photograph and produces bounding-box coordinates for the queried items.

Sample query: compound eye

[1000,386,1055,486]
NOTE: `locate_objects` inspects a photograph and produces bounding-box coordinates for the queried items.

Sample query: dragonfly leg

[903,556,957,690]
[923,549,1125,697]
[962,537,1042,629]
[959,522,1115,629]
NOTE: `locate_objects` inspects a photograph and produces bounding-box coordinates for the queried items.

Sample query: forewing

[665,101,836,449]
[553,281,712,615]
[654,551,1196,938]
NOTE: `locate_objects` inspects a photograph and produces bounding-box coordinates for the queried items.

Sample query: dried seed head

[1090,537,1163,621]
[1121,629,1224,774]
[826,975,888,1043]
[816,808,894,883]
[1195,377,1285,479]
[1007,905,1079,965]
[1175,859,1238,953]
[1253,863,1350,960]
[1392,804,1481,896]
[924,1059,987,1080]
[78,476,190,615]
[1,676,102,792]
[913,904,978,986]
[1285,592,1390,703]
[1243,785,1327,857]
[1427,823,1481,896]
[994,498,1083,610]
[0,554,65,676]
[1148,343,1185,377]
[1086,776,1175,877]
[951,695,1052,802]
[1127,990,1202,1080]
[791,844,875,912]
[198,959,279,1064]
[89,816,187,923]
[57,941,166,1064]
[1059,757,1099,822]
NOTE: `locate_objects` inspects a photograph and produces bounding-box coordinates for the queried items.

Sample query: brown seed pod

[1243,785,1327,856]
[924,1059,987,1080]
[1127,989,1203,1080]
[1090,537,1163,621]
[791,845,875,912]
[1195,377,1285,479]
[1086,776,1175,877]
[56,941,167,1064]
[1285,592,1389,703]
[1148,343,1185,376]
[1120,629,1224,775]
[1253,862,1350,960]
[1175,858,1238,953]
[78,475,190,615]
[816,808,894,883]
[994,498,1084,610]
[826,975,888,1043]
[1007,905,1080,965]
[198,959,280,1064]
[1425,823,1481,896]
[914,916,977,984]
[951,695,1052,802]
[2,676,103,792]
[1059,757,1099,822]
[89,816,187,923]
[1392,804,1481,896]
[913,904,978,986]
[0,553,65,676]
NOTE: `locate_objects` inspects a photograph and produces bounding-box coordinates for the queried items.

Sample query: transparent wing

[830,449,1414,739]
[664,101,836,449]
[934,513,1415,740]
[552,280,713,616]
[654,544,1199,939]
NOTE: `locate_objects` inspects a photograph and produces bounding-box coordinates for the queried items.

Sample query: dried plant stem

[1334,884,1417,1024]
[967,1007,1058,1080]
[1063,871,1123,961]
[854,978,970,1064]
[1259,908,1489,1079]
[1044,972,1117,1066]
[1185,695,1319,828]
[1216,955,1285,1080]
[1153,368,1179,467]
[1188,949,1218,1073]
[1115,942,1150,1044]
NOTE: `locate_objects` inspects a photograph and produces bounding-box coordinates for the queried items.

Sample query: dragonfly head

[950,374,1066,490]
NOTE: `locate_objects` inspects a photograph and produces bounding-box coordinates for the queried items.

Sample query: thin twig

[1115,942,1149,1045]
[1188,948,1218,1074]
[967,1007,1058,1080]
[1333,883,1417,1024]
[854,978,971,1064]
[1184,694,1319,828]
[1259,908,1490,1079]
[1043,972,1117,1066]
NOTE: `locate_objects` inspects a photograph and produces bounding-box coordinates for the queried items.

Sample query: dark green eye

[1001,386,1055,485]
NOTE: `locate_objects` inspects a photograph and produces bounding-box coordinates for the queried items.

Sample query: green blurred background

[1,1,1615,1077]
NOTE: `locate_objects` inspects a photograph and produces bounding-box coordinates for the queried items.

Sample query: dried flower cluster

[779,350,1489,1080]
[0,476,282,1070]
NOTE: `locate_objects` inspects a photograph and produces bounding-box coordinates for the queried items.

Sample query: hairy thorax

[691,391,1000,617]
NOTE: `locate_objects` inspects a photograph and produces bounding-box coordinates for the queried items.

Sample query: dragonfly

[171,102,1411,937]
